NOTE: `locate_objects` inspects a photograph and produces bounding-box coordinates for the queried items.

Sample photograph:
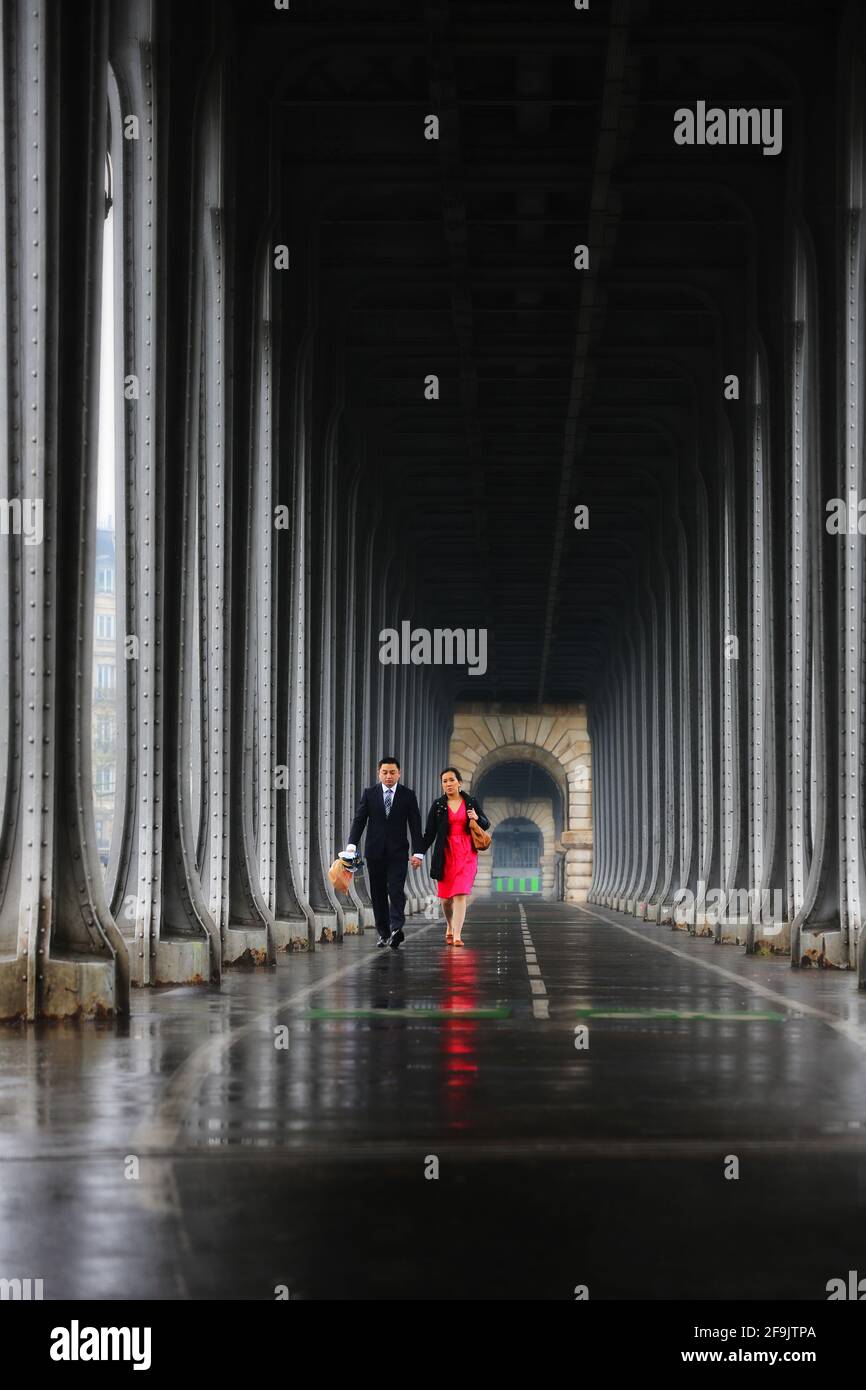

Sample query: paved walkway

[2,899,866,1299]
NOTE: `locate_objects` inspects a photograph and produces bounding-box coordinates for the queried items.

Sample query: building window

[96,613,115,640]
[96,566,115,593]
[96,663,115,692]
[95,765,115,794]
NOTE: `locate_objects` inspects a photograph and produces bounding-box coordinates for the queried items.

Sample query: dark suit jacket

[348,783,424,860]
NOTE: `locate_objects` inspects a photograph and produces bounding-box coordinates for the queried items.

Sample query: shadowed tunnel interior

[2,0,866,1308]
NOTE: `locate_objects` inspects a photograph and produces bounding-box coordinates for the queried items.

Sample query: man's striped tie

[384,787,393,817]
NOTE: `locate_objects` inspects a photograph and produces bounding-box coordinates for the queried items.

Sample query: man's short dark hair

[378,756,400,770]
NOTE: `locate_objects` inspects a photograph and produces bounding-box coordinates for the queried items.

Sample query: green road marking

[573,1007,786,1022]
[303,1006,512,1021]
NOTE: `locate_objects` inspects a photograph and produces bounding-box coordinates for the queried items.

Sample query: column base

[150,937,211,986]
[273,919,311,952]
[0,957,27,1021]
[42,954,119,1020]
[314,913,339,943]
[223,926,272,966]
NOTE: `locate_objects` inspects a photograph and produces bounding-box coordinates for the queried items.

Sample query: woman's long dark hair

[439,766,462,783]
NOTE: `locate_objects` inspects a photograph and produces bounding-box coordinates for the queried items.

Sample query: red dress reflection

[440,948,479,1130]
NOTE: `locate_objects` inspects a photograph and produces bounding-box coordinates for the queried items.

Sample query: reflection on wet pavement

[2,900,866,1298]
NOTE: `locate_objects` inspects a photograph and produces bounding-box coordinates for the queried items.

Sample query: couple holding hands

[342,757,490,949]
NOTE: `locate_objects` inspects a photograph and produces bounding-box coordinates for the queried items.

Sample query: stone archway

[449,704,592,901]
[477,798,558,899]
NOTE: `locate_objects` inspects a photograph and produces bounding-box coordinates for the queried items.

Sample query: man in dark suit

[343,757,424,949]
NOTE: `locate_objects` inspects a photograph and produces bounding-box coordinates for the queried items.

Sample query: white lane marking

[519,900,551,1012]
[571,902,866,1052]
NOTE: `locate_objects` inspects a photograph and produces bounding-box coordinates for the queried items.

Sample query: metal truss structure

[1,0,865,1018]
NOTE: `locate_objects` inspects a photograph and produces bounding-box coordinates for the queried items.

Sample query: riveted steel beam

[0,1,130,1020]
[788,227,842,962]
[107,2,185,987]
[228,239,277,965]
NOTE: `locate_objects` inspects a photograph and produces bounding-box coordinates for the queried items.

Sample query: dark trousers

[366,853,408,940]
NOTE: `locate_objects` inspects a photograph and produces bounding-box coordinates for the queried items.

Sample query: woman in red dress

[421,768,490,947]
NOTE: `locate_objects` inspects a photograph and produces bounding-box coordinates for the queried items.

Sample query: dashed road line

[519,901,550,1018]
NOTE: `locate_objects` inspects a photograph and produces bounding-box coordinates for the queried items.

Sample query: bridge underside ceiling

[253,0,814,704]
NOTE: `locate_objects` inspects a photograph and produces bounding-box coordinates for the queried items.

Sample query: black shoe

[388,929,405,950]
[375,936,389,948]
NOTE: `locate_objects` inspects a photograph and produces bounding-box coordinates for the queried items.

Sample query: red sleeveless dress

[437,799,478,898]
